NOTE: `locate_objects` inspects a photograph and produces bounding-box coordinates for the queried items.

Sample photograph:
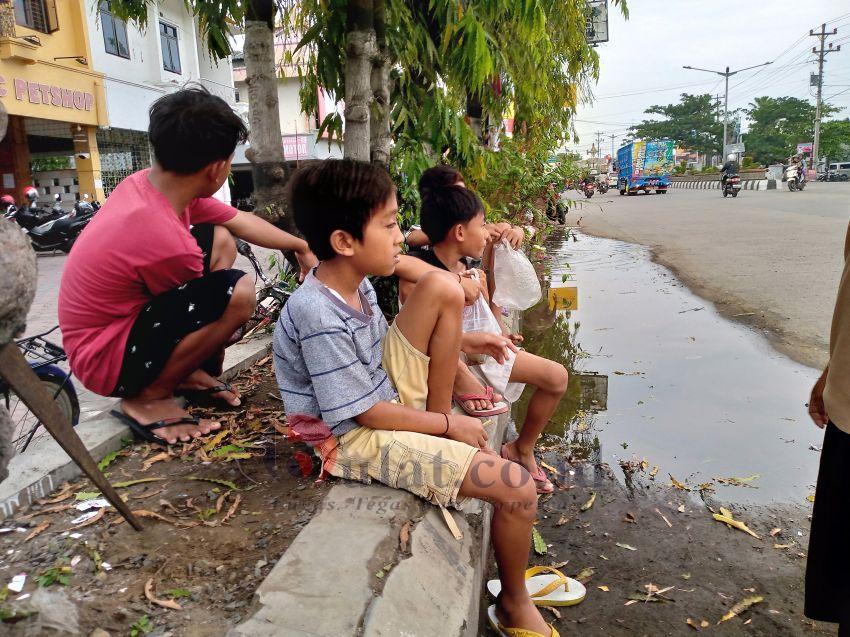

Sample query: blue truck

[616,140,675,195]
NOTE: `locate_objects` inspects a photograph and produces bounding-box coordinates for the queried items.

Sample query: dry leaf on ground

[399,520,411,553]
[712,513,761,540]
[144,578,183,611]
[718,595,763,623]
[580,493,596,512]
[25,521,49,541]
[669,474,691,491]
[222,494,242,524]
[142,452,171,472]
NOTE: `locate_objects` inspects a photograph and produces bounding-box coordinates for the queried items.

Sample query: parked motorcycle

[785,165,806,191]
[15,192,66,231]
[27,195,98,253]
[722,174,742,198]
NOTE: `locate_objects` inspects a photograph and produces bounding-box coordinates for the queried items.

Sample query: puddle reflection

[514,229,823,504]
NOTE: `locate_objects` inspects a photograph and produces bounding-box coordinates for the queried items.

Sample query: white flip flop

[486,605,560,637]
[487,566,587,607]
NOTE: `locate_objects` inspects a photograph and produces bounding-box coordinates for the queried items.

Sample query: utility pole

[609,133,616,160]
[595,130,604,170]
[811,24,841,168]
[683,61,771,163]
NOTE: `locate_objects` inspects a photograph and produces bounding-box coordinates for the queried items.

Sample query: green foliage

[743,96,838,165]
[741,156,756,169]
[700,165,718,174]
[166,588,193,600]
[36,565,71,587]
[630,93,723,157]
[821,119,850,162]
[129,614,153,636]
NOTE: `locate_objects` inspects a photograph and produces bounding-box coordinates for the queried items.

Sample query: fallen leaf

[712,513,761,540]
[25,521,49,542]
[681,573,692,580]
[806,495,815,503]
[37,483,75,505]
[17,503,75,521]
[203,429,230,452]
[575,567,594,584]
[718,595,763,623]
[188,477,239,491]
[97,449,123,472]
[532,527,547,555]
[269,418,289,436]
[112,478,164,489]
[215,492,229,514]
[598,585,609,592]
[677,504,686,513]
[540,461,561,476]
[624,600,638,606]
[144,578,182,611]
[616,542,637,551]
[649,466,659,480]
[75,491,101,501]
[686,618,700,631]
[770,528,782,537]
[540,605,561,619]
[580,493,596,512]
[132,510,179,525]
[550,560,570,569]
[129,486,166,500]
[669,474,691,491]
[555,514,570,527]
[222,494,242,524]
[654,508,672,528]
[773,542,795,549]
[700,620,709,628]
[142,452,171,471]
[623,512,636,524]
[719,506,733,518]
[70,508,105,529]
[399,520,411,553]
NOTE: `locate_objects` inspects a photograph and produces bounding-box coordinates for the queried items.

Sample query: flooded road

[515,228,824,505]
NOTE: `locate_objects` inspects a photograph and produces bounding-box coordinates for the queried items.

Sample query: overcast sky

[569,1,850,157]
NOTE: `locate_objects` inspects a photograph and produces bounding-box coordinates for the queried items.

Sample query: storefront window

[99,1,130,59]
[14,0,58,34]
[159,22,181,74]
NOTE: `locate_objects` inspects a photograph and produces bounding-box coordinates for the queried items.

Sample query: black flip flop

[111,410,201,446]
[177,382,238,408]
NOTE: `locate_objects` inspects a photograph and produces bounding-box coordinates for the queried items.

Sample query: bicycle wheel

[4,368,80,453]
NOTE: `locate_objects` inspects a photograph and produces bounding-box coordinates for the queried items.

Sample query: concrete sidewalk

[229,413,509,637]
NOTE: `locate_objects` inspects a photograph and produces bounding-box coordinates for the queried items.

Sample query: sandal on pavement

[453,386,509,417]
[486,605,560,637]
[500,444,555,494]
[487,566,587,607]
[111,409,201,446]
[177,381,239,408]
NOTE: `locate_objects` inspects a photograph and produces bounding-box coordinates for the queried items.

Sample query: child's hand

[461,332,518,364]
[295,248,319,282]
[505,332,524,345]
[808,370,829,428]
[446,414,489,448]
[458,271,481,305]
[499,226,525,250]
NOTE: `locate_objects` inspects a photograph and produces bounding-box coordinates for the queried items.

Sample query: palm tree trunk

[0,1,16,38]
[344,0,376,161]
[243,0,294,231]
[369,0,391,166]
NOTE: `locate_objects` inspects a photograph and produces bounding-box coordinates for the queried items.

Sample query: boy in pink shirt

[58,86,316,444]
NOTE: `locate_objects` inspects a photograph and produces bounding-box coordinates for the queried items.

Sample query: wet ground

[480,228,834,636]
[516,228,824,505]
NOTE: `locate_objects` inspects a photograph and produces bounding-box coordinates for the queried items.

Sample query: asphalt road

[564,181,850,370]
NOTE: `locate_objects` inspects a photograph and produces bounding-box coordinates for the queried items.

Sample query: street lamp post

[682,62,771,162]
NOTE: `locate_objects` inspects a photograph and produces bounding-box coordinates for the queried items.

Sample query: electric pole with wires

[811,24,841,169]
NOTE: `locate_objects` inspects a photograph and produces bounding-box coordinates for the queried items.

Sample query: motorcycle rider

[720,153,739,189]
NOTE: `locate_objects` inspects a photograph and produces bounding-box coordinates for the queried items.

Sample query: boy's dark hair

[289,159,396,261]
[148,85,248,174]
[420,185,484,244]
[418,164,464,200]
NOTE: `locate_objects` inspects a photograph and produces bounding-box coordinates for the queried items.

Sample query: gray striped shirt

[273,271,398,438]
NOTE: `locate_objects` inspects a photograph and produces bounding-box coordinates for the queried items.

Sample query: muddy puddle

[515,229,824,505]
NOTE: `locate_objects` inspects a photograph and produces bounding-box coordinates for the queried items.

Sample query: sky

[569,0,850,158]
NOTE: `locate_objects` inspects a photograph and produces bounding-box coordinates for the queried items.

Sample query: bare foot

[120,397,221,444]
[496,593,551,635]
[177,369,241,406]
[454,365,502,413]
[502,440,553,493]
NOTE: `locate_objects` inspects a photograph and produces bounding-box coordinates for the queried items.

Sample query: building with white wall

[85,0,236,200]
[228,30,343,205]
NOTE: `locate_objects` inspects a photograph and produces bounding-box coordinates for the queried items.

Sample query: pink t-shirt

[58,169,237,395]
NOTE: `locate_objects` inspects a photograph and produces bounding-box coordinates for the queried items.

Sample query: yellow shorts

[381,321,429,410]
[320,321,478,508]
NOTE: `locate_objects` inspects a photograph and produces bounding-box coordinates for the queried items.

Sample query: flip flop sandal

[111,409,202,446]
[177,381,239,407]
[486,605,560,637]
[500,445,555,494]
[453,386,509,417]
[487,566,587,608]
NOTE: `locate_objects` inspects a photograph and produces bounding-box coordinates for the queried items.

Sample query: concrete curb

[229,413,510,637]
[668,179,771,191]
[0,335,273,519]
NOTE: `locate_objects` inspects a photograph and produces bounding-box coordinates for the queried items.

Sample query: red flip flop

[500,444,555,494]
[453,386,509,417]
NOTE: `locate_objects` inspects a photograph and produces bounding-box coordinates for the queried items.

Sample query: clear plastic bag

[492,240,542,310]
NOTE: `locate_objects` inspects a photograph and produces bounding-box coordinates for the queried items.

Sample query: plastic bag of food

[492,240,542,310]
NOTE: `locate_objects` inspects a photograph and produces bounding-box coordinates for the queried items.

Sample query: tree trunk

[0,1,16,38]
[344,0,376,161]
[466,90,484,144]
[243,0,294,231]
[369,0,391,166]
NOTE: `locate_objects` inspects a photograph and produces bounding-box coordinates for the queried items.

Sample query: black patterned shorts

[111,224,246,397]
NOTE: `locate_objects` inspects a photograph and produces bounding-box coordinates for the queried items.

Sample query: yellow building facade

[0,0,107,205]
